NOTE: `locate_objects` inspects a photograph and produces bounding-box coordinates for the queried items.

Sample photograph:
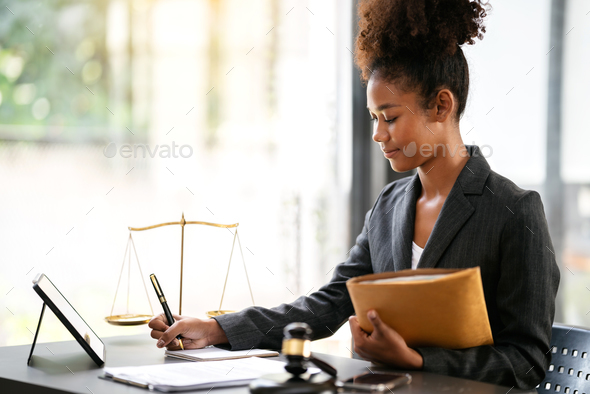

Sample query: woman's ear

[434,89,455,122]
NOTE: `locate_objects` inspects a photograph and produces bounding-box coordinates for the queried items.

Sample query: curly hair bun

[355,0,491,81]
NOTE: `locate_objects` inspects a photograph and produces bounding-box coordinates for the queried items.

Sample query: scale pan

[105,314,153,326]
[206,310,236,318]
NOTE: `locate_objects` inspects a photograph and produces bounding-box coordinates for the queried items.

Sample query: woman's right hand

[148,313,229,350]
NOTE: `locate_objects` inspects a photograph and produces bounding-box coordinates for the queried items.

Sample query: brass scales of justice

[105,213,255,326]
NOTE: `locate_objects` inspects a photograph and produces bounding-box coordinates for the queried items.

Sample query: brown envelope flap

[346,267,474,286]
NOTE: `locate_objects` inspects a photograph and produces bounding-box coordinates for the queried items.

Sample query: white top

[411,241,424,269]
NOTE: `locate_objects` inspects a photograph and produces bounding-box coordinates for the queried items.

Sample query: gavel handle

[309,355,338,377]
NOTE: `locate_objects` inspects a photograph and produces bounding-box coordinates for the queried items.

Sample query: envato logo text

[400,142,493,158]
[103,141,193,159]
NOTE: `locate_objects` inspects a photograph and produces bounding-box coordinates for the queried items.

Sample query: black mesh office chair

[538,324,590,394]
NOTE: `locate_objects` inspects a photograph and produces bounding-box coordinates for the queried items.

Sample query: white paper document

[103,356,287,392]
[363,274,448,284]
[165,346,279,361]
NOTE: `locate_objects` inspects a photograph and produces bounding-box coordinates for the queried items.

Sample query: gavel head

[281,322,312,377]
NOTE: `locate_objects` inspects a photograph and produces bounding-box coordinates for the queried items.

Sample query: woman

[149,0,560,389]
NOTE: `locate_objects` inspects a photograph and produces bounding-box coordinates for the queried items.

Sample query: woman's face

[366,76,439,173]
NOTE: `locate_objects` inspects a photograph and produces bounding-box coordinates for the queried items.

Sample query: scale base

[206,310,236,318]
[105,314,153,326]
[249,372,336,394]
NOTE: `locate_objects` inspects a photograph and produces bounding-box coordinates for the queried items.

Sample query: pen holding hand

[149,274,184,350]
[148,313,230,350]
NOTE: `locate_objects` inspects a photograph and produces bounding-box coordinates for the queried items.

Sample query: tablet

[32,273,105,366]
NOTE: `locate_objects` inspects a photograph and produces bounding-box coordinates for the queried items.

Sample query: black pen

[150,273,184,350]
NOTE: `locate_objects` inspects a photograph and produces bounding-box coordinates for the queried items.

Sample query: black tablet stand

[27,302,46,365]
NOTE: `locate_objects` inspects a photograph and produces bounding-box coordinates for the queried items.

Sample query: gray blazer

[213,144,560,390]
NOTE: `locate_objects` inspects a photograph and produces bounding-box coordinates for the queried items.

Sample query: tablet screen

[32,273,105,365]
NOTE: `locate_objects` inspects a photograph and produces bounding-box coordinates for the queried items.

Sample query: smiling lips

[383,148,400,158]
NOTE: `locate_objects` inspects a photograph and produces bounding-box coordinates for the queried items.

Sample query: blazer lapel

[417,145,490,268]
[417,181,475,269]
[391,174,422,271]
[389,145,490,271]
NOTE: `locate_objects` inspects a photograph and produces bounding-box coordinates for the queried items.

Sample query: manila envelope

[346,267,494,349]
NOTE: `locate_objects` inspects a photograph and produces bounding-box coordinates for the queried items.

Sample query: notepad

[103,357,287,392]
[165,346,279,361]
[346,267,494,349]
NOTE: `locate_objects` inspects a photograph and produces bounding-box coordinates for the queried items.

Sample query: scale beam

[126,213,253,317]
[128,220,238,231]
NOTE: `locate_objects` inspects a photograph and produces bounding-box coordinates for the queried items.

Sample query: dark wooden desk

[0,335,535,393]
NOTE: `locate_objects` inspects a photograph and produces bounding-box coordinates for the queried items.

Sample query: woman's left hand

[349,310,423,369]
